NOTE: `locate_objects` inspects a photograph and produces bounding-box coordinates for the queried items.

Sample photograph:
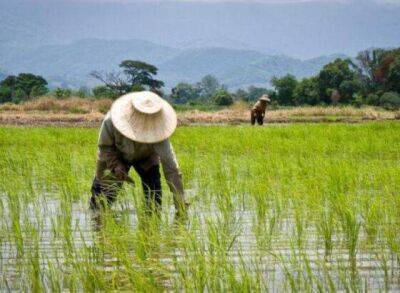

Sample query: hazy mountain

[0,39,343,89]
[0,39,178,87]
[1,0,399,58]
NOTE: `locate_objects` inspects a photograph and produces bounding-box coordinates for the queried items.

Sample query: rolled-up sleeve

[153,139,185,202]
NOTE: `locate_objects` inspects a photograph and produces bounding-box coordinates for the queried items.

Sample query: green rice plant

[0,122,399,290]
[315,202,335,257]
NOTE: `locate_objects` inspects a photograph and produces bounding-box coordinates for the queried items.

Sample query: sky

[64,0,400,3]
[2,0,399,58]
[7,0,400,3]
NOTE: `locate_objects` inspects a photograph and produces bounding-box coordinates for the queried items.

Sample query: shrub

[54,88,72,99]
[379,92,400,110]
[365,93,380,106]
[353,93,364,108]
[131,84,145,92]
[30,85,48,98]
[76,87,90,99]
[213,90,234,106]
[11,89,27,104]
[93,85,118,100]
[0,86,12,103]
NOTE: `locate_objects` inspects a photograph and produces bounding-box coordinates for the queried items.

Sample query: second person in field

[251,94,270,125]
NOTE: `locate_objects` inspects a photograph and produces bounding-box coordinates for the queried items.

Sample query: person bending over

[251,94,270,125]
[90,91,188,215]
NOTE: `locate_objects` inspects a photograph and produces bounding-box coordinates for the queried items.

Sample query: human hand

[113,165,128,181]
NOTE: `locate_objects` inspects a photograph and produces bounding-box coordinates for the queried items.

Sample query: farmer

[251,94,270,125]
[90,91,188,215]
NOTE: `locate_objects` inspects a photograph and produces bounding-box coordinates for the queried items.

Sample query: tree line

[1,47,399,109]
[268,48,400,109]
[170,48,400,109]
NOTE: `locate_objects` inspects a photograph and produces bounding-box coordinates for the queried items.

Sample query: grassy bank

[0,97,399,126]
[0,123,399,290]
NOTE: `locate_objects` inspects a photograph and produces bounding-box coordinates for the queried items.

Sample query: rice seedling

[0,122,399,291]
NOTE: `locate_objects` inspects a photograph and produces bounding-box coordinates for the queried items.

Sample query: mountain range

[0,38,345,90]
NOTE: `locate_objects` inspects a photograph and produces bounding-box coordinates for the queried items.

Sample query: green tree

[354,48,400,94]
[0,86,12,103]
[293,77,319,105]
[365,93,380,106]
[355,49,384,94]
[15,73,48,98]
[338,80,361,104]
[387,56,400,93]
[197,75,220,99]
[0,73,48,103]
[379,92,400,110]
[374,49,400,92]
[90,60,164,95]
[92,85,118,100]
[11,89,27,104]
[171,82,201,104]
[234,89,249,101]
[245,86,272,102]
[271,74,298,105]
[317,58,356,104]
[119,60,164,91]
[131,84,145,92]
[31,85,48,98]
[0,76,17,88]
[213,89,233,106]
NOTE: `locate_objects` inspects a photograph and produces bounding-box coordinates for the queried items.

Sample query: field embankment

[0,96,399,126]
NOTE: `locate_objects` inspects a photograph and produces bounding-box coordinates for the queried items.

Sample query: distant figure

[251,94,270,125]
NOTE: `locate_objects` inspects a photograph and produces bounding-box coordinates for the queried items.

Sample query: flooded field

[0,123,399,291]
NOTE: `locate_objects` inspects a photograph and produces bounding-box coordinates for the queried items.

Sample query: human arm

[153,139,187,212]
[96,114,127,181]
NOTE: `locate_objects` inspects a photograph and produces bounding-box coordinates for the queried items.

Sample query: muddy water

[1,198,399,291]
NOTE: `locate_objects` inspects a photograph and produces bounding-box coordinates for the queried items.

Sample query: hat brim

[110,93,177,144]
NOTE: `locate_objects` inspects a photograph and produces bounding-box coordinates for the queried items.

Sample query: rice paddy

[0,122,399,291]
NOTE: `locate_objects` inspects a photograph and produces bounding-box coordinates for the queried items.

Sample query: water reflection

[0,197,399,291]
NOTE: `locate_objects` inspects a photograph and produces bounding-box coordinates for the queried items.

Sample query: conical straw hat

[110,91,177,143]
[260,94,271,102]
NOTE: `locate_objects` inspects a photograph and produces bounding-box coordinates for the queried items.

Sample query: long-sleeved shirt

[96,113,184,197]
[251,100,267,117]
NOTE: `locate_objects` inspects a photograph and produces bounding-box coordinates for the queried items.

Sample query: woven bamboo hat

[110,91,177,143]
[260,94,271,102]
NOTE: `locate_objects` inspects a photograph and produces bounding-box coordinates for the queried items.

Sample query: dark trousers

[251,111,264,125]
[90,164,162,211]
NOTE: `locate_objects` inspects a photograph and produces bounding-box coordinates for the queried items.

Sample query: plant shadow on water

[0,124,400,291]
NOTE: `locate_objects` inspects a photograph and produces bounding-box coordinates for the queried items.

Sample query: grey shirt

[96,113,184,197]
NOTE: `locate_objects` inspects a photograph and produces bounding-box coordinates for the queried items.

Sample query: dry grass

[0,96,112,114]
[0,98,397,126]
[179,103,396,124]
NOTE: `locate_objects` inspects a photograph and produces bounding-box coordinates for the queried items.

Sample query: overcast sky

[74,0,399,3]
[8,0,399,3]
